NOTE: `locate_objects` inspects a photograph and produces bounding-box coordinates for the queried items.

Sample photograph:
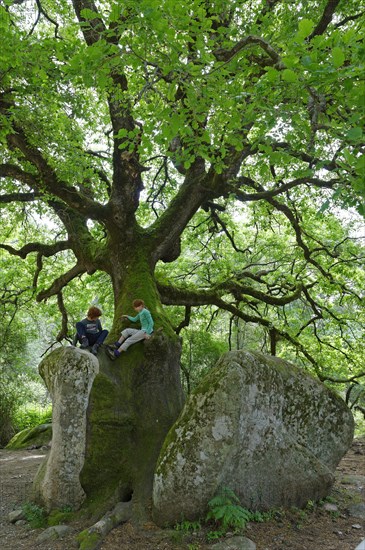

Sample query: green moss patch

[6,423,52,450]
[76,529,102,550]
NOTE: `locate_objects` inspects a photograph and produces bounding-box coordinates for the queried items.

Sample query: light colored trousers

[118,328,147,351]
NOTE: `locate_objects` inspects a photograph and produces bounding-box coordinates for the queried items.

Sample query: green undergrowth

[171,487,274,544]
[47,506,74,526]
[21,502,47,528]
[169,483,360,546]
[14,405,52,432]
[205,487,272,540]
[21,502,78,529]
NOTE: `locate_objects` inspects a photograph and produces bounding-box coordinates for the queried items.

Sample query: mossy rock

[6,423,52,450]
[153,350,354,524]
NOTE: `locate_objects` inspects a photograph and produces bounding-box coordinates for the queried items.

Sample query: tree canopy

[1,0,365,384]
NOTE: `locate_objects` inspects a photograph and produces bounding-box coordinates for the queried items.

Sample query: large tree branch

[0,240,70,259]
[55,291,69,342]
[29,0,61,38]
[36,263,87,302]
[157,281,321,374]
[214,279,304,307]
[71,0,144,216]
[5,125,108,220]
[267,142,338,171]
[320,371,365,384]
[213,35,284,68]
[149,169,220,264]
[230,176,337,201]
[71,0,106,46]
[308,0,341,40]
[0,192,41,204]
[0,163,39,187]
[335,9,365,29]
[234,179,338,283]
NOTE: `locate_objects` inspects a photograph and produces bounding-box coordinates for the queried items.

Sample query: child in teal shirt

[108,299,154,359]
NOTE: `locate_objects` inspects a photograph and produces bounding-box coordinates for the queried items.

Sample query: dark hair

[87,306,102,318]
[132,299,145,308]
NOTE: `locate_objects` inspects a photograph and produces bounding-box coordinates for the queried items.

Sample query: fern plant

[206,487,252,532]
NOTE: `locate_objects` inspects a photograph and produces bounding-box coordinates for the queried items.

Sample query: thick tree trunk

[80,251,185,522]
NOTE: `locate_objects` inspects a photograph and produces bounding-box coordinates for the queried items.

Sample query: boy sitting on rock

[74,306,108,355]
[107,299,154,359]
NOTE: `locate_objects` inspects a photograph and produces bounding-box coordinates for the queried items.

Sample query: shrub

[14,405,52,432]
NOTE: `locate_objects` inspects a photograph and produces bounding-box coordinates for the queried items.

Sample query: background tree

[1,0,364,518]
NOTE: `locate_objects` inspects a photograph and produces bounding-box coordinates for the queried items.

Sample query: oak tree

[1,0,364,519]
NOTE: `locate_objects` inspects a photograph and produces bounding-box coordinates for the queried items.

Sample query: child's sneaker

[80,337,89,349]
[106,346,117,360]
[91,344,99,355]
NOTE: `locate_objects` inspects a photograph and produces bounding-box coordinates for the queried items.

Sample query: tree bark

[80,252,185,523]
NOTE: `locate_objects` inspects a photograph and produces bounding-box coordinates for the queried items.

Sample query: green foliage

[174,519,201,533]
[21,502,47,528]
[206,529,225,541]
[206,487,257,533]
[14,405,52,432]
[76,530,102,550]
[0,0,364,427]
[179,327,228,392]
[48,507,74,526]
[0,380,23,446]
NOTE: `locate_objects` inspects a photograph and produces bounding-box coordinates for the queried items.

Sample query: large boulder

[33,347,99,511]
[153,350,354,524]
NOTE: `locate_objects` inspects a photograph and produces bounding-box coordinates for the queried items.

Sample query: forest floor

[0,437,364,550]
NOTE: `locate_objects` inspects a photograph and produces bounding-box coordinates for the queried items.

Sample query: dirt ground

[0,438,364,550]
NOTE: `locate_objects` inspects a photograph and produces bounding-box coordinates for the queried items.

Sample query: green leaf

[332,47,345,68]
[265,67,279,82]
[347,127,363,141]
[301,55,313,67]
[282,69,297,83]
[298,19,314,38]
[80,8,99,20]
[355,155,365,177]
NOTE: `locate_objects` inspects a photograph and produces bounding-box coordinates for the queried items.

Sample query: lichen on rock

[33,347,99,511]
[152,350,354,524]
